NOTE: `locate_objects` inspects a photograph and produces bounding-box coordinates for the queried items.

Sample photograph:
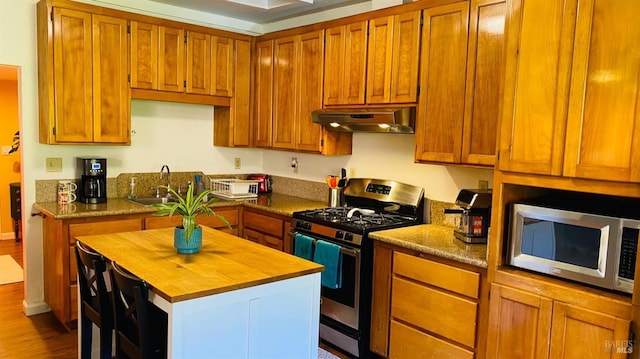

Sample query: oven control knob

[344,233,353,241]
[296,220,304,228]
[335,231,344,239]
[303,222,312,230]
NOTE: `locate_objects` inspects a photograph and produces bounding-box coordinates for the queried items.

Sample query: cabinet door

[130,21,158,90]
[366,16,394,104]
[562,0,640,182]
[461,0,506,166]
[272,36,298,150]
[254,40,274,148]
[52,8,93,143]
[324,22,367,105]
[390,11,421,104]
[414,3,469,163]
[211,36,234,97]
[497,0,575,175]
[296,31,324,152]
[185,31,210,95]
[158,26,184,92]
[486,284,552,359]
[92,14,129,143]
[550,302,630,358]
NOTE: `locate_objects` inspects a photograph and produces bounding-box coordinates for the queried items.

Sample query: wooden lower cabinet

[43,207,239,329]
[487,283,632,359]
[370,243,488,358]
[242,208,291,252]
[43,214,145,329]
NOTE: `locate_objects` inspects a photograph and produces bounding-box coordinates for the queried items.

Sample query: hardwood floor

[0,239,355,359]
[0,239,77,358]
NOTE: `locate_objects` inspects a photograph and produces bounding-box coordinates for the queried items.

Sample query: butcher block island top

[77,226,324,303]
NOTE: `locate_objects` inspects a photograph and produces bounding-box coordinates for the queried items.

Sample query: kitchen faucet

[160,165,171,197]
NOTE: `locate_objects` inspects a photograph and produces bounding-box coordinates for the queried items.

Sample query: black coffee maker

[77,158,107,204]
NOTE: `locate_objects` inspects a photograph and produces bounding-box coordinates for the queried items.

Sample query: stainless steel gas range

[290,178,425,357]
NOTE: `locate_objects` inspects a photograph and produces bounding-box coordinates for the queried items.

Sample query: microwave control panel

[618,227,638,280]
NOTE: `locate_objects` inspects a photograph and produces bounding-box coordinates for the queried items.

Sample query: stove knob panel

[303,222,312,230]
[295,220,304,228]
[335,231,344,239]
[344,233,353,241]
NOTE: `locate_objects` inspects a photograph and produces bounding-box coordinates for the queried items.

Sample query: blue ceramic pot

[174,226,202,254]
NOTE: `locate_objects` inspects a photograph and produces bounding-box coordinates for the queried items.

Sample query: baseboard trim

[23,300,50,316]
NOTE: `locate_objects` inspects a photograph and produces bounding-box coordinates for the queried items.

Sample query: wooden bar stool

[109,261,167,359]
[75,241,113,359]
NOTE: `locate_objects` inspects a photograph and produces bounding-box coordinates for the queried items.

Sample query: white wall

[1,0,492,315]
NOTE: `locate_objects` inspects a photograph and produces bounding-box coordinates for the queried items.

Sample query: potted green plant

[153,184,230,254]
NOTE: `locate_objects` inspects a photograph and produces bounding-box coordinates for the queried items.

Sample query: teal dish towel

[294,234,314,260]
[313,240,342,289]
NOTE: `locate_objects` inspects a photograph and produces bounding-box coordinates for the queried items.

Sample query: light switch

[46,157,62,172]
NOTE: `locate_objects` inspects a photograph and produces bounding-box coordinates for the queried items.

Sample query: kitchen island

[77,226,324,359]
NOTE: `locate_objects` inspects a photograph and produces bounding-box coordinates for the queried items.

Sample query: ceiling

[149,0,369,23]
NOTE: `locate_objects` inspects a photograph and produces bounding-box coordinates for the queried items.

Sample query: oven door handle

[289,230,359,257]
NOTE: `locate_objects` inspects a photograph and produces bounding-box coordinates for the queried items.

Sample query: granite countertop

[369,224,488,268]
[33,192,327,220]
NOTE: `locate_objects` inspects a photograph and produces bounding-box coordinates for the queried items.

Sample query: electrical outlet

[234,157,241,169]
[478,180,489,190]
[46,157,62,172]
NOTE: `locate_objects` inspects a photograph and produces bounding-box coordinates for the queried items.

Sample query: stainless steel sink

[127,197,178,206]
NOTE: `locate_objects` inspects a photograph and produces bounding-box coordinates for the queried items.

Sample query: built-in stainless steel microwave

[509,203,639,294]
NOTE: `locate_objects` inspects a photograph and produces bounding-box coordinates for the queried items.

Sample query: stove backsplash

[430,200,459,227]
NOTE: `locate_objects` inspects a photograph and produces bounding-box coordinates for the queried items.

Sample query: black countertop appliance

[444,188,492,244]
[77,157,107,204]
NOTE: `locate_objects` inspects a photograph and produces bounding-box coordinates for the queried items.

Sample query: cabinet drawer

[69,219,143,244]
[244,211,283,237]
[263,234,284,251]
[389,320,474,359]
[392,277,477,348]
[394,251,479,299]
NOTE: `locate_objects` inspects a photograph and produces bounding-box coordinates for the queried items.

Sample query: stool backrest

[110,261,161,359]
[75,241,112,325]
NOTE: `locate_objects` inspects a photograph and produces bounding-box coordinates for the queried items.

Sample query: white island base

[150,272,321,359]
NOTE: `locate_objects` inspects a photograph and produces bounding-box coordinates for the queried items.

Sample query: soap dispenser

[194,175,204,195]
[127,177,137,200]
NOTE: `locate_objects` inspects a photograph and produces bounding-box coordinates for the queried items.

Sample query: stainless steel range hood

[311,107,416,133]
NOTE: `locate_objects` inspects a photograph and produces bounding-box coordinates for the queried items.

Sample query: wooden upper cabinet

[254,40,273,148]
[91,14,130,143]
[272,35,298,150]
[42,7,129,144]
[296,31,324,152]
[213,39,251,147]
[367,12,421,104]
[323,21,368,105]
[562,0,640,182]
[499,0,640,183]
[461,0,506,166]
[498,0,573,175]
[130,21,158,90]
[415,2,469,163]
[51,8,93,143]
[158,26,185,92]
[211,36,234,97]
[185,31,211,95]
[366,16,394,104]
[389,11,421,104]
